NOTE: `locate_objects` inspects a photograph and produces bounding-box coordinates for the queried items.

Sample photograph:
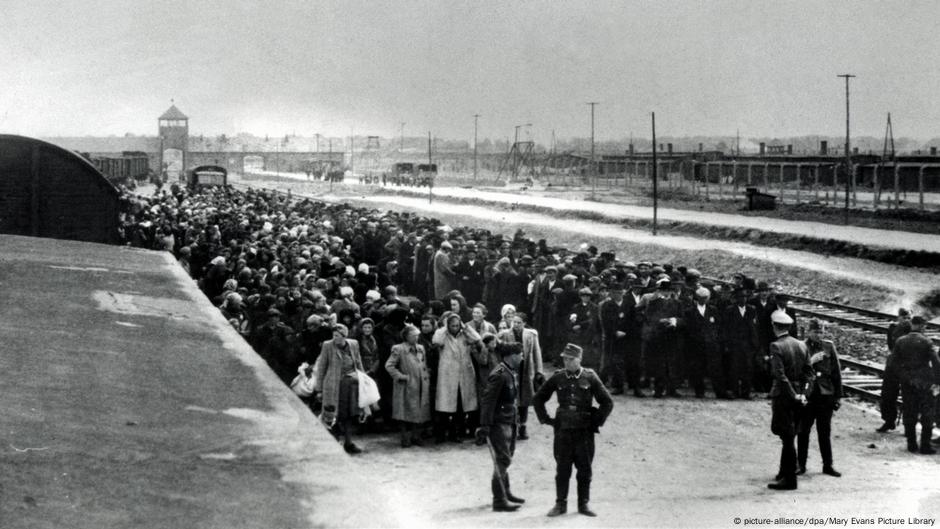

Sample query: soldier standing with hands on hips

[533,343,613,517]
[475,342,526,512]
[767,311,815,490]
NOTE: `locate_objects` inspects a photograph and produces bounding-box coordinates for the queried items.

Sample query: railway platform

[0,235,396,529]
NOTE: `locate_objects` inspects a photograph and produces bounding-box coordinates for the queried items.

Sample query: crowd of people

[115,183,939,464]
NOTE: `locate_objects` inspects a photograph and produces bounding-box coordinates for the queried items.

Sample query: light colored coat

[432,249,457,300]
[385,343,432,423]
[432,324,482,412]
[497,327,543,406]
[315,339,364,414]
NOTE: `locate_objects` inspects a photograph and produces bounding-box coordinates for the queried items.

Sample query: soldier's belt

[561,405,591,411]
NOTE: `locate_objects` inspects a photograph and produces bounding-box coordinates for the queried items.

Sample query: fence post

[873,165,880,209]
[814,164,820,202]
[919,165,925,210]
[763,163,770,193]
[894,163,901,209]
[851,164,858,207]
[795,164,801,204]
[732,161,739,199]
[704,162,710,200]
[779,163,785,202]
[717,162,724,199]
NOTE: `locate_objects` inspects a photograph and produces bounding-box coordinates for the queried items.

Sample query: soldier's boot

[546,501,567,517]
[577,479,596,516]
[504,476,525,504]
[517,424,529,441]
[492,476,519,512]
[920,428,937,455]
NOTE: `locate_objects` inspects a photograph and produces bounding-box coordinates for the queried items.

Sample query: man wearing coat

[498,314,544,440]
[599,283,633,396]
[533,344,613,517]
[721,288,760,399]
[683,287,723,398]
[638,278,683,398]
[797,319,843,476]
[433,241,458,300]
[475,343,526,512]
[767,311,815,490]
[454,245,486,307]
[567,287,600,368]
[893,315,940,454]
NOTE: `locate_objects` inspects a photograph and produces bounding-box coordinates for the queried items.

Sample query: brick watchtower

[158,103,188,181]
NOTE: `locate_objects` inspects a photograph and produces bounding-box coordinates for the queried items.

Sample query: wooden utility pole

[652,112,658,236]
[588,102,598,199]
[428,131,433,204]
[838,73,856,224]
[473,114,480,180]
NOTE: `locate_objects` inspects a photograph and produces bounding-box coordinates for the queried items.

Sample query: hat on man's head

[561,343,583,359]
[771,310,793,326]
[656,277,672,289]
[694,287,711,299]
[579,287,593,296]
[898,308,911,317]
[756,281,771,292]
[807,318,823,332]
[911,315,927,325]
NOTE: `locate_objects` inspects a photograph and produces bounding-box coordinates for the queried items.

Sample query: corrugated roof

[159,105,188,120]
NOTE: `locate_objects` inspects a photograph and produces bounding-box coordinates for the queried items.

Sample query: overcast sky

[3,0,939,144]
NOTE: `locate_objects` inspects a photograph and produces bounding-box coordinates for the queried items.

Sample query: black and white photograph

[1,1,938,527]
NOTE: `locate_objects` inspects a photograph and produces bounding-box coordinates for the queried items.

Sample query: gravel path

[250,170,940,252]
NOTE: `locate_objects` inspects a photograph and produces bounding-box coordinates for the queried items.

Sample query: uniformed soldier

[475,342,526,512]
[797,319,842,477]
[767,311,815,490]
[877,309,912,432]
[533,343,614,517]
[893,315,940,454]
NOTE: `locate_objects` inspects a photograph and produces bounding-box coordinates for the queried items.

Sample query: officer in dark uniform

[877,309,912,432]
[894,315,940,454]
[533,343,614,517]
[475,343,526,512]
[767,311,815,491]
[797,319,843,477]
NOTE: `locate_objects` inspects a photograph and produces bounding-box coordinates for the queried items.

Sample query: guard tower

[158,103,189,181]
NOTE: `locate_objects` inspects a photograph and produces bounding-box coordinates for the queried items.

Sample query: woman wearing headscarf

[432,313,482,443]
[385,324,432,447]
[315,323,365,454]
[499,304,517,333]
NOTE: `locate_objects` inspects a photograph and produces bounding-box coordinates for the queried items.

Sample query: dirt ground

[349,392,939,528]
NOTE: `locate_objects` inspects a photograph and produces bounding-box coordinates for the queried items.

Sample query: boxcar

[0,134,120,244]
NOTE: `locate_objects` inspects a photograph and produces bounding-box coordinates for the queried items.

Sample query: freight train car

[88,151,150,185]
[0,134,121,244]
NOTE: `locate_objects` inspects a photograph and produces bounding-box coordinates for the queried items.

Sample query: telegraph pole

[837,74,855,224]
[588,102,598,199]
[652,112,658,236]
[473,114,480,180]
[428,130,433,204]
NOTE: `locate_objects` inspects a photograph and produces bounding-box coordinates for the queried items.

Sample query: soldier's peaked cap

[561,343,583,358]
